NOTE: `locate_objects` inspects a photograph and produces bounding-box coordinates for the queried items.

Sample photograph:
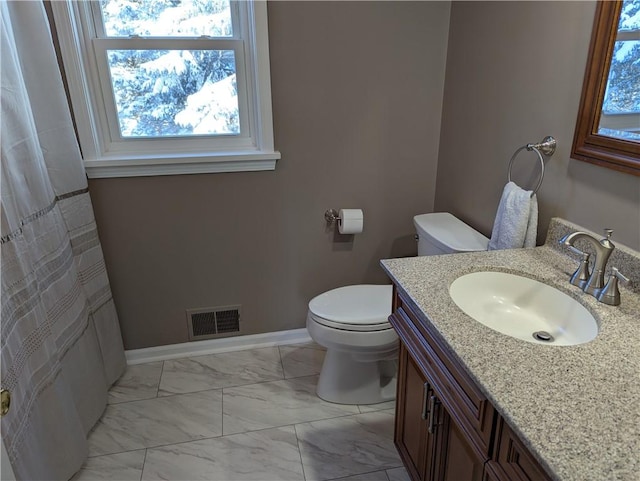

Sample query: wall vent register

[186,306,241,341]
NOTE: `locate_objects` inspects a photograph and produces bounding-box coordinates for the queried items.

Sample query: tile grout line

[293,423,308,481]
[325,468,395,481]
[277,344,287,380]
[153,347,288,396]
[111,372,319,407]
[139,449,148,481]
[138,344,325,399]
[155,360,165,399]
[154,374,307,399]
[91,410,387,459]
[221,386,225,437]
[95,389,392,454]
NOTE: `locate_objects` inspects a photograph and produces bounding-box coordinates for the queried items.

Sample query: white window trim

[50,0,280,178]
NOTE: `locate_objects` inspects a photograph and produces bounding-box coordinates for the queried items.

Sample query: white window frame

[50,0,279,178]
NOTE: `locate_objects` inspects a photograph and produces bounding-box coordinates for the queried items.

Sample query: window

[598,0,640,141]
[51,0,279,178]
[572,0,640,175]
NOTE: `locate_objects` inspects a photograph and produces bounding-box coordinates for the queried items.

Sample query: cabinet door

[395,342,431,481]
[435,407,486,481]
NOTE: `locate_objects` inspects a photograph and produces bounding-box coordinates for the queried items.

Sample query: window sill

[84,151,281,179]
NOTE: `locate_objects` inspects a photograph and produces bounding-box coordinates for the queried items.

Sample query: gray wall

[88,1,451,349]
[435,1,640,249]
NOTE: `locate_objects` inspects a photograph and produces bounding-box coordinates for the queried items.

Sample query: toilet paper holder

[325,208,364,235]
[324,209,341,225]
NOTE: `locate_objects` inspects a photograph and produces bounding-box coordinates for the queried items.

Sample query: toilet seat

[308,313,393,332]
[308,285,393,332]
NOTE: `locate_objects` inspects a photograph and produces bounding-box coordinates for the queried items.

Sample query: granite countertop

[380,218,640,481]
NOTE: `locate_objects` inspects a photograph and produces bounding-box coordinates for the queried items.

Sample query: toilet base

[316,349,398,405]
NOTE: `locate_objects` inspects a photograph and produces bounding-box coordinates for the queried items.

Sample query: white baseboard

[125,328,312,365]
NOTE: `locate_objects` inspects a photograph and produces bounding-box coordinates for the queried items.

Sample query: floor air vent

[186,306,241,341]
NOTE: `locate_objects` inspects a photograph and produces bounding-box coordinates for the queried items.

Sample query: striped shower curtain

[1,2,126,479]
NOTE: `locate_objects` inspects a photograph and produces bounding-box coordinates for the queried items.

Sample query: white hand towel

[524,193,538,248]
[488,182,538,250]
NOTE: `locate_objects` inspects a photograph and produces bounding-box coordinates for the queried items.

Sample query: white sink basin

[449,271,598,345]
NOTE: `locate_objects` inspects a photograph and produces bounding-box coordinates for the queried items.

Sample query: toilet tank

[413,213,489,256]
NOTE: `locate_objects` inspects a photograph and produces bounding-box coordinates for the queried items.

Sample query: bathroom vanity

[390,287,551,481]
[381,218,640,481]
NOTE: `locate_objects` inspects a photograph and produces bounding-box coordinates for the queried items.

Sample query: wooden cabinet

[396,342,487,481]
[395,340,488,481]
[390,286,552,481]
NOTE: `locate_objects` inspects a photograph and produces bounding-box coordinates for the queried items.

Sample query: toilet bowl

[307,284,396,405]
[307,212,489,405]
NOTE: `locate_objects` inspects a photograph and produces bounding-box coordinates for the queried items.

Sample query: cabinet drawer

[390,290,495,459]
[493,418,552,481]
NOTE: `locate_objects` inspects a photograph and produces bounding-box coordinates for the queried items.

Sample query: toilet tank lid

[413,212,489,252]
[308,285,392,324]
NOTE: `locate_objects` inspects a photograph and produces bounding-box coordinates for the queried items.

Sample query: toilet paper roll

[338,209,364,234]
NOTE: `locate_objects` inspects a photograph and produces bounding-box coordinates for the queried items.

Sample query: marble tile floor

[72,343,408,481]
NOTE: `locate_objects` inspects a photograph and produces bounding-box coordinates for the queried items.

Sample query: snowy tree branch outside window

[100,0,240,138]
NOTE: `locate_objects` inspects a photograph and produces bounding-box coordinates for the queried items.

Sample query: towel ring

[507,136,556,197]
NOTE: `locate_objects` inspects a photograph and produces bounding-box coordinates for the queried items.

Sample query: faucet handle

[566,245,585,257]
[562,243,591,289]
[611,267,629,284]
[569,251,591,289]
[597,267,629,306]
[601,228,615,248]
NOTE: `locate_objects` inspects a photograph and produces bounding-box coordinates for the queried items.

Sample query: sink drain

[533,331,554,342]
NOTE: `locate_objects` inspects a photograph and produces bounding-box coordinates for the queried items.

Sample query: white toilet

[413,212,490,255]
[306,212,489,405]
